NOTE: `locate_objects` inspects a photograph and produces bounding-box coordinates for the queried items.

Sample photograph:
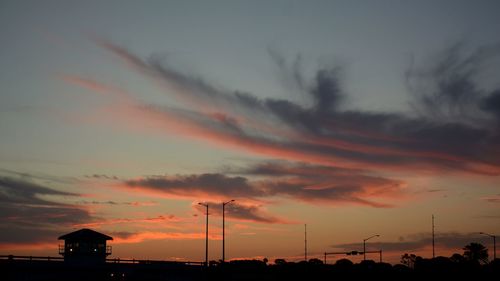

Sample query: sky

[1,0,500,264]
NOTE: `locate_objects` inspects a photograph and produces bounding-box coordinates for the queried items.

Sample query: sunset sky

[1,0,499,264]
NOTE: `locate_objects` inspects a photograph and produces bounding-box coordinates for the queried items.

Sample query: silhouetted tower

[58,228,112,264]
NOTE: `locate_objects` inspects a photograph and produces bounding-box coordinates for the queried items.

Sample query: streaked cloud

[68,40,500,176]
[111,231,221,244]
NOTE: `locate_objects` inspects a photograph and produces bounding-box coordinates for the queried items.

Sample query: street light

[363,235,380,261]
[198,202,209,267]
[480,232,496,260]
[222,199,235,263]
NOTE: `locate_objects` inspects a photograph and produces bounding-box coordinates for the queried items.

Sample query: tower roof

[58,228,113,241]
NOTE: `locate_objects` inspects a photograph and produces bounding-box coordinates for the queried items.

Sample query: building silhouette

[58,228,112,264]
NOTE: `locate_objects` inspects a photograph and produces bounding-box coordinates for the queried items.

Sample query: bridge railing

[0,255,203,266]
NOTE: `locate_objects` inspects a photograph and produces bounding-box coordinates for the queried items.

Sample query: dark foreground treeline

[210,257,500,280]
[2,257,499,281]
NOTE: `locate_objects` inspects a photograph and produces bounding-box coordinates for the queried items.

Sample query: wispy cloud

[0,175,88,226]
[61,40,500,225]
[69,39,500,176]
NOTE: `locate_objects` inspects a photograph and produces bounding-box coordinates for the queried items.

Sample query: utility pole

[432,214,435,258]
[222,199,235,263]
[304,224,307,262]
[198,202,209,267]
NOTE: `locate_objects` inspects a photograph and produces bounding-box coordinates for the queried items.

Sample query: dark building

[58,228,112,264]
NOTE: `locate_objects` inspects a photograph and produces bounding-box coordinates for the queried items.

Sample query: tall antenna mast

[432,214,435,258]
[304,224,307,261]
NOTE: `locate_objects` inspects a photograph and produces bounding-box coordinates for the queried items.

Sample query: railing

[0,255,204,266]
[106,258,204,266]
[0,255,63,261]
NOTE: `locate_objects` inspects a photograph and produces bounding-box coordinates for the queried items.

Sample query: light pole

[363,235,380,261]
[198,202,209,267]
[222,199,235,263]
[480,232,496,260]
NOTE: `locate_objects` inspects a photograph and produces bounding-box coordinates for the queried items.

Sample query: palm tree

[463,242,489,264]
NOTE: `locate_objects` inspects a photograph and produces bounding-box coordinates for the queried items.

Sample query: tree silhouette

[274,258,286,265]
[450,253,465,264]
[463,242,489,264]
[308,258,323,265]
[401,253,418,269]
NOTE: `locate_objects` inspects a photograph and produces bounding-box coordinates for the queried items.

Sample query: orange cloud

[73,215,182,229]
[112,231,221,244]
[0,242,56,252]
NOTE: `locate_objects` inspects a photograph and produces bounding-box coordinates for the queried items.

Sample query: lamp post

[480,232,496,260]
[198,202,209,267]
[363,235,380,261]
[222,199,235,263]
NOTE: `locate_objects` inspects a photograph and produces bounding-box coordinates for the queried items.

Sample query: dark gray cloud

[126,173,262,198]
[332,232,492,253]
[0,168,82,185]
[0,176,76,205]
[124,162,402,209]
[76,200,157,206]
[0,173,92,246]
[0,203,91,227]
[84,174,119,180]
[0,226,61,245]
[480,90,500,121]
[97,40,500,176]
